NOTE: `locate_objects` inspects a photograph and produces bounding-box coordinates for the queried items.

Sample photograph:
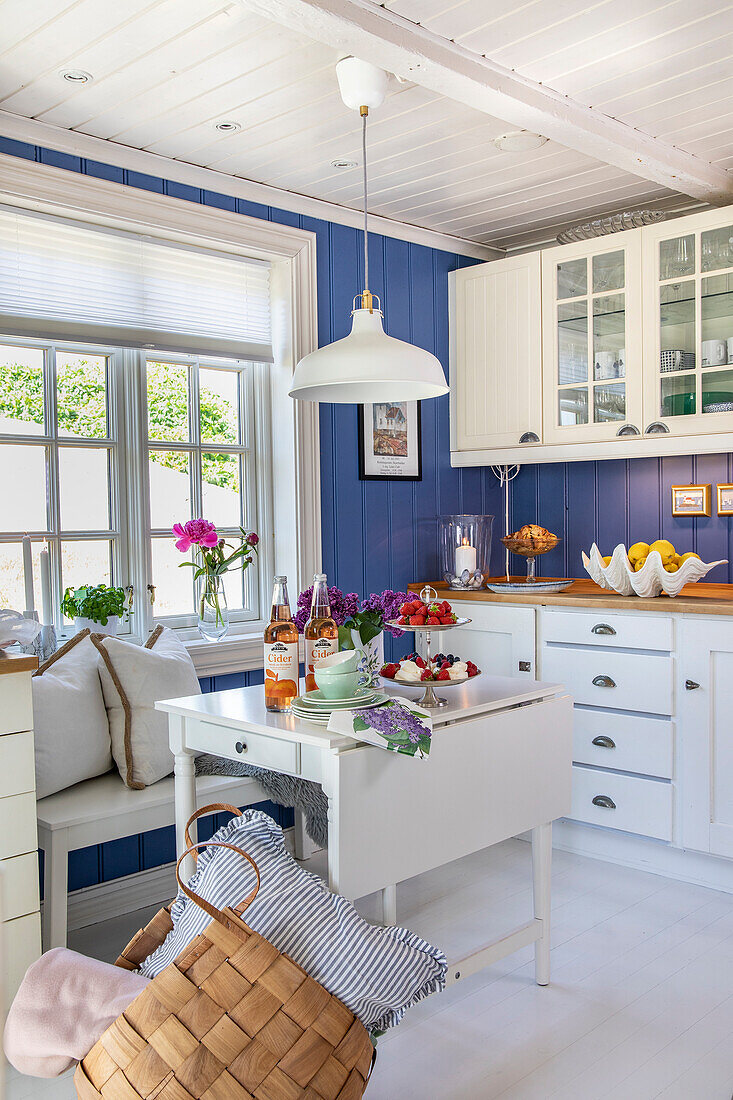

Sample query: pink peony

[172,518,219,553]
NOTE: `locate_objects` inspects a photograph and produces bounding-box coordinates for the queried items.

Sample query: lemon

[679,552,701,564]
[673,554,683,567]
[628,542,650,565]
[633,556,647,572]
[664,562,679,573]
[602,555,612,566]
[649,539,676,565]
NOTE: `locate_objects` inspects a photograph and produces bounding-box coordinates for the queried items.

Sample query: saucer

[305,686,374,706]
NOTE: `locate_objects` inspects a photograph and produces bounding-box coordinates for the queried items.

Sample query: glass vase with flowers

[172,518,259,642]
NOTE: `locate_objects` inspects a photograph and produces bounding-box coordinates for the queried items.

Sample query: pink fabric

[3,948,149,1078]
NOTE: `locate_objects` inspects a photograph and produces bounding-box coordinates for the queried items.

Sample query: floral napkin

[327,698,433,758]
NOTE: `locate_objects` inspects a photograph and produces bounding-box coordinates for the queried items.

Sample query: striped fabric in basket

[140,810,446,1032]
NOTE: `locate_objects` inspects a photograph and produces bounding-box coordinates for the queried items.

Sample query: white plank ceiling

[0,0,731,250]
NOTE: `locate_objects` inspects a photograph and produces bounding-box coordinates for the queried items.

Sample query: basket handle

[184,803,245,859]
[175,841,261,932]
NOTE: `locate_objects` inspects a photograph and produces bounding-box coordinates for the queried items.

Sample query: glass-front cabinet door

[542,232,643,444]
[643,213,733,437]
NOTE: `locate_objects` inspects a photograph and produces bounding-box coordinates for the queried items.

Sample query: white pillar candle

[22,535,34,613]
[40,548,52,626]
[455,538,477,576]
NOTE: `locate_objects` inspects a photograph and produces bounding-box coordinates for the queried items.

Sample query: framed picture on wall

[671,484,712,517]
[358,401,422,481]
[717,484,733,516]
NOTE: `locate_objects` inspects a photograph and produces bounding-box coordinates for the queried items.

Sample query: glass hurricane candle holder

[439,515,493,590]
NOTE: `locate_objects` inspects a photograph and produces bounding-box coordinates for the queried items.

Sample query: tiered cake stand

[384,585,474,708]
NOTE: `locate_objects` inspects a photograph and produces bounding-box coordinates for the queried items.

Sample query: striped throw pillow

[140,810,446,1032]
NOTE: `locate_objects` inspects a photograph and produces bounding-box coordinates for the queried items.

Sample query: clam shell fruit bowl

[583,543,727,598]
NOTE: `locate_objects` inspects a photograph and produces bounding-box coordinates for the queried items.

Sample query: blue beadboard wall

[4,135,732,895]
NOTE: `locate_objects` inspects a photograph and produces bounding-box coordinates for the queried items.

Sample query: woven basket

[75,804,375,1100]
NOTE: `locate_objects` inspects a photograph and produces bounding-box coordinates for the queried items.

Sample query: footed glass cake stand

[385,585,473,708]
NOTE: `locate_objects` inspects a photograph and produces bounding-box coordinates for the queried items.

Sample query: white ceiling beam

[236,0,733,205]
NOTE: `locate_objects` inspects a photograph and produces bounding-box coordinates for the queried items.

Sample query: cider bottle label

[264,640,299,698]
[305,636,338,691]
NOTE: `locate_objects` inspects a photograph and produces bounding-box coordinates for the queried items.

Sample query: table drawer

[573,708,673,778]
[542,608,672,651]
[1,852,40,921]
[570,765,672,841]
[0,730,35,798]
[542,646,672,715]
[3,911,41,1007]
[0,793,38,860]
[0,671,33,737]
[192,720,299,775]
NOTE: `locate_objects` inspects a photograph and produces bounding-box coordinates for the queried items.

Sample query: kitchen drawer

[3,911,41,1007]
[0,730,35,798]
[0,671,33,737]
[542,608,672,651]
[0,793,38,860]
[570,765,672,841]
[191,720,299,775]
[1,852,40,922]
[573,708,673,778]
[542,645,672,715]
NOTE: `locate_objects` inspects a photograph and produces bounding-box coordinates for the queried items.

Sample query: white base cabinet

[456,599,733,882]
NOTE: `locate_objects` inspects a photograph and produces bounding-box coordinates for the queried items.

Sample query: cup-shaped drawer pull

[592,795,616,810]
[685,679,700,690]
[591,735,616,749]
[591,623,616,635]
[592,674,616,688]
[235,741,248,755]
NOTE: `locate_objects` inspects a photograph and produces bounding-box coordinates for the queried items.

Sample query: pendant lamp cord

[362,106,369,294]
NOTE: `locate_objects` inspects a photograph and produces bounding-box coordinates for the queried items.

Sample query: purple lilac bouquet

[294,584,410,647]
[294,585,360,633]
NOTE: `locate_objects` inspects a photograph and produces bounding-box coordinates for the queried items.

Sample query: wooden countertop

[408,579,733,616]
[0,653,37,674]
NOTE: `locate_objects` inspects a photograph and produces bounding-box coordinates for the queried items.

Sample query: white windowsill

[185,634,306,678]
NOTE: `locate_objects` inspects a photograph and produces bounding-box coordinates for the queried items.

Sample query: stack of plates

[290,686,389,725]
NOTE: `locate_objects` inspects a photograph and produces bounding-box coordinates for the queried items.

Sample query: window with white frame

[0,202,278,642]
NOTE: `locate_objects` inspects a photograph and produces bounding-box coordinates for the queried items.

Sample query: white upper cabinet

[450,253,542,453]
[541,232,643,445]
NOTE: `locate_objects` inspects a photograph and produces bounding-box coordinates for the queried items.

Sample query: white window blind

[0,207,273,360]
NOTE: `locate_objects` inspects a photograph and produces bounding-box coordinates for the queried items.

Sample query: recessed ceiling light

[494,131,548,153]
[214,120,241,133]
[331,158,358,169]
[60,68,93,84]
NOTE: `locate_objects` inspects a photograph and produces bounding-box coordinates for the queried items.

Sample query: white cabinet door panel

[448,603,536,680]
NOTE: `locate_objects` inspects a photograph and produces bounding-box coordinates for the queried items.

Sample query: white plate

[291,692,390,718]
[303,687,376,706]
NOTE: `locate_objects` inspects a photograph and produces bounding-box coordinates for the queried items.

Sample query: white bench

[37,771,268,950]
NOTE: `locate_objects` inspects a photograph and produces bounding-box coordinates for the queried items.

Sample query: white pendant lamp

[289,58,449,404]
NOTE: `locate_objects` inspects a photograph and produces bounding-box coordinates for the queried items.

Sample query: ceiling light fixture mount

[331,158,358,169]
[289,58,448,404]
[494,130,548,153]
[60,68,93,84]
[215,120,241,133]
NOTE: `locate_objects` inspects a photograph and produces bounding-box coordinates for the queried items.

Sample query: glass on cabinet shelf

[592,250,624,293]
[558,299,588,384]
[660,280,695,364]
[702,368,733,414]
[661,373,696,417]
[594,382,625,423]
[559,387,588,426]
[659,234,695,280]
[557,257,587,300]
[593,293,625,379]
[702,225,733,273]
[701,276,733,362]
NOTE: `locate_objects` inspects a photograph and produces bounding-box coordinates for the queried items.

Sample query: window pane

[559,387,588,426]
[56,352,108,438]
[151,536,194,616]
[149,450,191,530]
[147,361,190,442]
[221,567,245,613]
[557,258,586,299]
[59,447,110,531]
[61,539,112,592]
[200,368,240,445]
[702,225,733,273]
[0,345,45,436]
[0,540,44,613]
[702,368,733,414]
[0,444,47,531]
[660,235,695,280]
[592,251,624,294]
[593,293,625,380]
[202,453,241,528]
[661,374,696,417]
[558,300,588,384]
[594,382,625,422]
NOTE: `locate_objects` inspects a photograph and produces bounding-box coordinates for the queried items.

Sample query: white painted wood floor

[6,838,733,1100]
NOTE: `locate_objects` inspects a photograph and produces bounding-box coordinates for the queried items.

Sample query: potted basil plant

[60,583,129,636]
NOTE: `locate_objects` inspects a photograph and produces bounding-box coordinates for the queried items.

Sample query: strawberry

[420,668,433,681]
[436,668,450,681]
[381,663,398,678]
[439,615,454,624]
[400,602,413,616]
[441,660,450,670]
[398,615,408,625]
[409,615,423,625]
[414,655,426,668]
[427,615,440,625]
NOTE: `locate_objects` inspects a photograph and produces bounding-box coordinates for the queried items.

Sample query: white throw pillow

[32,631,113,800]
[92,626,200,789]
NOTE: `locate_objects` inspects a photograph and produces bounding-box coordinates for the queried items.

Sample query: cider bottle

[304,573,338,692]
[264,576,299,712]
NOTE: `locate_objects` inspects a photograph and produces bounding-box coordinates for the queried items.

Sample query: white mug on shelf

[727,337,733,364]
[702,339,727,367]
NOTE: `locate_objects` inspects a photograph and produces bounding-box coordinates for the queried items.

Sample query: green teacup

[318,649,364,673]
[314,667,362,699]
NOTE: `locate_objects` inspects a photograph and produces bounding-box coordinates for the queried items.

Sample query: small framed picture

[358,400,422,481]
[671,484,712,517]
[717,484,733,516]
